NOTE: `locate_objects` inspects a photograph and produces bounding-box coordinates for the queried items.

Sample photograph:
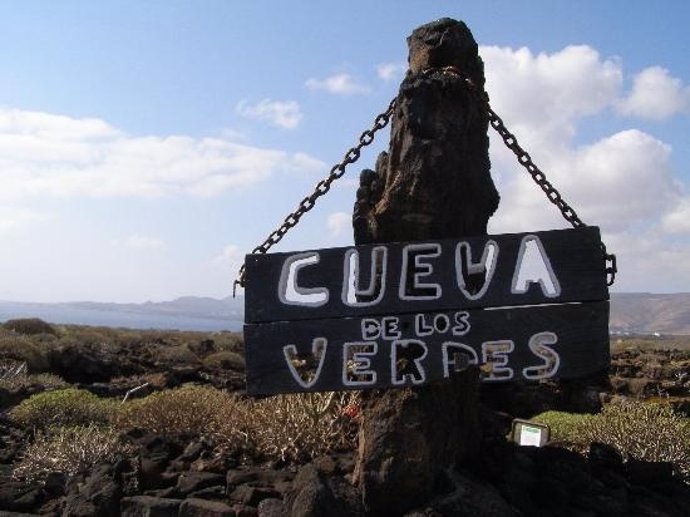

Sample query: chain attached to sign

[233,100,396,295]
[234,67,617,295]
[243,227,611,395]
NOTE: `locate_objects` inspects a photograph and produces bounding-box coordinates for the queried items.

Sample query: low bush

[9,388,115,429]
[212,332,244,353]
[534,400,690,481]
[3,318,57,336]
[0,336,50,372]
[582,400,690,479]
[201,351,245,370]
[115,384,230,436]
[13,424,125,482]
[115,384,359,463]
[532,410,594,445]
[240,391,359,462]
[0,359,67,392]
[155,344,201,366]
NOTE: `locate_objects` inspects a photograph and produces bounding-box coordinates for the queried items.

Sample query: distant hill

[2,293,690,334]
[68,295,243,320]
[609,293,690,335]
[0,296,244,332]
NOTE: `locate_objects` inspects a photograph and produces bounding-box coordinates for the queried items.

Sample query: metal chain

[234,66,617,293]
[483,86,617,285]
[427,66,616,285]
[233,98,397,294]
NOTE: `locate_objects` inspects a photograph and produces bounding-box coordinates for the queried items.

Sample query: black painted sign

[243,227,610,395]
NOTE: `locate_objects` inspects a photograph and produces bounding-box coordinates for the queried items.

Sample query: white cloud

[285,152,327,174]
[481,45,622,146]
[617,66,690,120]
[566,130,673,229]
[211,244,244,267]
[111,235,165,250]
[210,244,246,294]
[0,108,119,141]
[490,125,676,237]
[0,206,45,234]
[236,98,303,129]
[327,211,351,238]
[661,198,690,234]
[478,45,690,293]
[376,62,406,82]
[0,107,324,201]
[305,73,371,95]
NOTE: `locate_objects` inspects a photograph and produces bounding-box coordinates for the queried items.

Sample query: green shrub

[13,424,125,482]
[240,391,359,463]
[212,332,244,353]
[0,359,67,392]
[201,351,245,370]
[155,344,201,366]
[3,318,56,336]
[115,384,359,463]
[9,388,115,429]
[115,384,230,435]
[532,410,594,444]
[0,336,50,372]
[582,400,690,478]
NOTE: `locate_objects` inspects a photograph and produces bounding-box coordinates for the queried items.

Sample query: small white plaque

[518,425,543,447]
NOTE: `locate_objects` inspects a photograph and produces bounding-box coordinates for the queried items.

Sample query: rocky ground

[0,325,689,516]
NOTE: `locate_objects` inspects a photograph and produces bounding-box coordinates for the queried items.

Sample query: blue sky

[1,1,689,302]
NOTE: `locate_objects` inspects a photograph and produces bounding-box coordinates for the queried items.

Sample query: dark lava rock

[63,463,122,517]
[229,485,281,507]
[175,472,225,497]
[226,467,295,498]
[284,463,363,517]
[120,495,182,516]
[178,498,234,517]
[0,478,45,514]
[257,498,285,517]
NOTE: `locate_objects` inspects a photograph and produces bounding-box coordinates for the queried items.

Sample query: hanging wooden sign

[243,226,610,395]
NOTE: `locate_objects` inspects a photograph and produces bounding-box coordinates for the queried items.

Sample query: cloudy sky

[1,1,689,303]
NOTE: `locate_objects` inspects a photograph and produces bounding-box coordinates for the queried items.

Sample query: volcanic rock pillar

[352,18,499,515]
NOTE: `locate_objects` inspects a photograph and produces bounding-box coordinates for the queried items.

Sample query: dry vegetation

[13,424,126,483]
[611,334,690,353]
[1,317,689,488]
[9,384,359,480]
[534,399,690,480]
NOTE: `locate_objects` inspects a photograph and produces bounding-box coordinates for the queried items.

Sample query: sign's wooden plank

[244,227,607,324]
[244,301,609,395]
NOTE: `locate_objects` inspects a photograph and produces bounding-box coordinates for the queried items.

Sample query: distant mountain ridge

[1,293,690,334]
[0,296,244,331]
[68,295,243,320]
[609,292,690,335]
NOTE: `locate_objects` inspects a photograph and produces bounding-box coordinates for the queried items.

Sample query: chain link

[486,86,617,285]
[427,66,616,285]
[234,66,617,294]
[233,98,396,294]
[487,105,586,228]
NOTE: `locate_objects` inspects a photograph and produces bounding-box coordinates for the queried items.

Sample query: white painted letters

[511,236,561,298]
[399,243,442,300]
[523,331,560,380]
[342,247,387,307]
[442,342,478,377]
[391,339,428,385]
[455,240,498,300]
[343,342,378,386]
[278,252,329,307]
[361,317,401,340]
[283,338,328,389]
[482,340,515,381]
